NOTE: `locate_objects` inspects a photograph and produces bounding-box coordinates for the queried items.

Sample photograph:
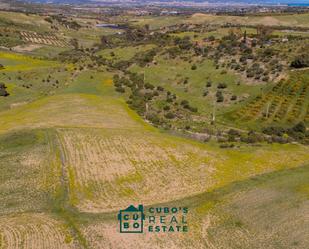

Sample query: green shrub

[217,83,227,89]
[291,54,309,68]
[165,112,175,119]
[231,95,237,101]
[0,83,9,97]
[216,91,224,102]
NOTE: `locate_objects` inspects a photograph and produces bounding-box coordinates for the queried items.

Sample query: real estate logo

[118,204,189,234]
[118,205,145,233]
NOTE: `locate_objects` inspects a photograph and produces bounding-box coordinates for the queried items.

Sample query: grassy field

[130,52,262,117]
[96,44,157,62]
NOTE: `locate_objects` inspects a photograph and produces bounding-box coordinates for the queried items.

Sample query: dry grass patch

[80,166,309,249]
[57,127,216,212]
[56,127,309,213]
[0,213,78,249]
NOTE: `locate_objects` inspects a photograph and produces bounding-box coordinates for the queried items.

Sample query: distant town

[2,0,309,16]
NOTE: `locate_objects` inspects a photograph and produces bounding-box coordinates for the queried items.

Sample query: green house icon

[118,205,145,233]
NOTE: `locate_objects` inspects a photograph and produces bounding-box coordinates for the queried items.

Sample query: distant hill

[20,0,309,6]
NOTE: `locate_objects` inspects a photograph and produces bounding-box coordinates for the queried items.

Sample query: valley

[0,4,308,249]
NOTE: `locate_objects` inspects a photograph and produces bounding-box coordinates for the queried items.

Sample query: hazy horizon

[24,0,309,4]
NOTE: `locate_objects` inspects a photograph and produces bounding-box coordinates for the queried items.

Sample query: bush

[262,48,275,57]
[0,83,9,97]
[165,112,175,119]
[217,83,227,89]
[231,95,237,101]
[271,135,289,144]
[146,113,161,125]
[191,64,197,70]
[239,55,247,63]
[247,71,254,78]
[291,54,309,68]
[228,129,240,142]
[166,46,182,58]
[163,105,170,111]
[263,126,285,136]
[246,131,264,143]
[115,86,125,93]
[145,83,154,90]
[220,144,235,148]
[188,106,198,113]
[228,129,241,136]
[175,36,192,50]
[180,100,189,106]
[216,91,224,102]
[157,86,164,91]
[129,96,146,114]
[292,122,306,133]
[208,36,215,42]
